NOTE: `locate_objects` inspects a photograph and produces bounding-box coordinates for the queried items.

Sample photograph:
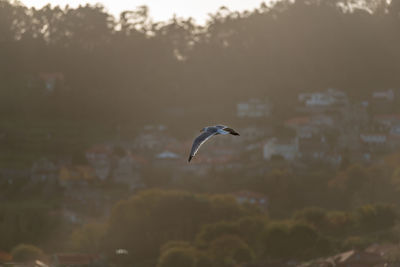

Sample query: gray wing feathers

[188,130,217,162]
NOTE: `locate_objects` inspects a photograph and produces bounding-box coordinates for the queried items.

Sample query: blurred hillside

[3,0,400,266]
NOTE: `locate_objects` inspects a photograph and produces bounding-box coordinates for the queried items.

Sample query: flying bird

[188,125,240,162]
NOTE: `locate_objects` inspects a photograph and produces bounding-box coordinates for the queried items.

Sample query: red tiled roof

[0,250,12,262]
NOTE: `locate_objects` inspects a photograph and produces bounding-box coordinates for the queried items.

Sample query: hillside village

[4,0,400,265]
[2,80,396,267]
[2,86,400,225]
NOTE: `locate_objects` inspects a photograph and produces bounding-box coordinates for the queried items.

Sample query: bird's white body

[217,128,229,135]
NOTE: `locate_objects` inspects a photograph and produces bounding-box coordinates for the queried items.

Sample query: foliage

[11,244,44,262]
[207,235,254,267]
[68,222,106,253]
[105,189,258,264]
[157,247,198,267]
[355,204,397,233]
[158,241,213,267]
[0,202,60,251]
[293,207,327,229]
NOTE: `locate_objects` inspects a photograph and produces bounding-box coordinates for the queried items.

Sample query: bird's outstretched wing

[188,130,218,162]
[223,127,240,136]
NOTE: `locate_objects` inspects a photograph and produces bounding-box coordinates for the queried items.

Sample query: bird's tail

[188,155,193,162]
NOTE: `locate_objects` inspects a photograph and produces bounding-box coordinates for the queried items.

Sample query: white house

[306,93,335,106]
[232,191,268,212]
[372,89,395,101]
[237,98,271,118]
[360,134,387,144]
[310,114,334,127]
[298,88,348,107]
[156,151,180,159]
[390,124,400,136]
[263,137,299,160]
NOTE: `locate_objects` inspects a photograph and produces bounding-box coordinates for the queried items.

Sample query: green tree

[158,242,213,267]
[325,211,354,237]
[68,222,106,253]
[105,189,257,265]
[356,204,397,233]
[157,247,197,267]
[11,244,44,262]
[0,202,60,250]
[287,223,320,260]
[196,222,238,247]
[208,235,254,267]
[293,207,327,230]
[263,223,290,259]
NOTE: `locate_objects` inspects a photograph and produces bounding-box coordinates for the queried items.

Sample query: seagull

[188,125,240,162]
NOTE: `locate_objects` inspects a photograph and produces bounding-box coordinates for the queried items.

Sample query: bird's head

[200,127,206,132]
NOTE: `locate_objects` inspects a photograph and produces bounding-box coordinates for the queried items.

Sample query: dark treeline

[2,0,400,132]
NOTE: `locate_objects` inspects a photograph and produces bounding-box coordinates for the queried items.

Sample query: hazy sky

[20,0,271,24]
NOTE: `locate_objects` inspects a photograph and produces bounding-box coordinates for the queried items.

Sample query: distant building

[156,151,180,159]
[59,165,96,187]
[298,135,330,160]
[285,115,332,138]
[373,114,400,128]
[370,89,397,114]
[306,92,335,106]
[237,98,272,118]
[263,137,299,161]
[373,89,395,101]
[390,123,400,136]
[31,158,58,183]
[310,114,334,127]
[360,133,387,144]
[85,145,112,180]
[298,88,348,108]
[339,103,369,129]
[232,191,268,212]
